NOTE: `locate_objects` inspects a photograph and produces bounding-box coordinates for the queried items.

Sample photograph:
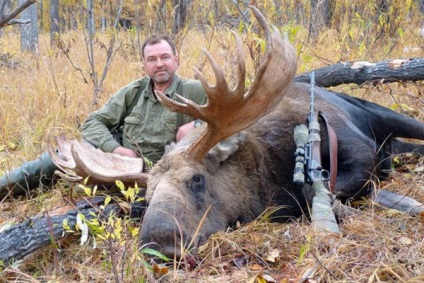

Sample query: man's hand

[112,146,138,158]
[176,121,196,142]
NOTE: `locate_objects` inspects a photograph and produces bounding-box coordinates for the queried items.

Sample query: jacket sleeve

[80,80,142,153]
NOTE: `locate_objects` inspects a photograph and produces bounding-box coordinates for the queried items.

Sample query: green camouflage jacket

[81,75,206,163]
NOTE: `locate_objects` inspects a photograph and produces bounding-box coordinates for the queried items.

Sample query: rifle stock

[311,180,340,233]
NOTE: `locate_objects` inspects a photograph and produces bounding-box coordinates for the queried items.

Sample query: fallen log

[0,196,146,266]
[295,58,424,87]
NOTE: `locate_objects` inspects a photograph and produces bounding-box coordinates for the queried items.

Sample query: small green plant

[297,234,312,265]
[61,179,168,281]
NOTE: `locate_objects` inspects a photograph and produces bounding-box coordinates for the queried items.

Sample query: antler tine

[232,30,247,97]
[48,135,86,177]
[156,29,246,122]
[235,6,296,124]
[155,90,202,119]
[70,140,148,187]
[196,49,233,101]
[47,139,70,172]
[47,135,82,183]
[193,30,247,104]
[54,170,84,183]
[245,6,273,96]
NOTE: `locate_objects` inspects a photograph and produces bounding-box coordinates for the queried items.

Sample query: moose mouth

[139,207,208,260]
[141,229,207,266]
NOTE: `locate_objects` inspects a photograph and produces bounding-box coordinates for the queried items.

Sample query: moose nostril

[182,253,199,268]
[189,233,206,255]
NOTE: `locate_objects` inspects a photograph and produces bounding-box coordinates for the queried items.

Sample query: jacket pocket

[123,116,143,142]
[124,116,141,125]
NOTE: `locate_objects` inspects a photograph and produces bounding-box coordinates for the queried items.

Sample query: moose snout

[139,209,205,259]
[139,212,179,256]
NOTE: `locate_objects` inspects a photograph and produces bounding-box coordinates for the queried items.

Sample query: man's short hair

[141,35,176,59]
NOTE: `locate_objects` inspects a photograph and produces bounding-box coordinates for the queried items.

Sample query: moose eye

[189,174,205,192]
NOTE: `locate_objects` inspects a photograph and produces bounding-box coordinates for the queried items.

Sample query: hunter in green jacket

[81,75,206,163]
[0,34,206,199]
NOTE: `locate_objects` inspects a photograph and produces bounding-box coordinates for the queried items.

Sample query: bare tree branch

[4,18,30,26]
[0,0,36,28]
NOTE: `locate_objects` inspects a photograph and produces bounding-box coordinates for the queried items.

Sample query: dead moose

[46,7,424,260]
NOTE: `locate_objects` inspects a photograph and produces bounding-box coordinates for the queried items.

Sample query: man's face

[143,40,178,86]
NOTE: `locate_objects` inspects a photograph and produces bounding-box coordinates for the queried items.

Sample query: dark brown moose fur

[140,81,424,258]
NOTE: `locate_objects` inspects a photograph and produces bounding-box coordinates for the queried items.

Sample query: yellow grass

[0,17,424,282]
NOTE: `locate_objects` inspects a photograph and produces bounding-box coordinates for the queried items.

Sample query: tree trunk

[19,0,38,53]
[87,0,95,36]
[0,0,11,36]
[294,58,424,87]
[213,0,219,24]
[272,0,283,26]
[417,0,424,13]
[308,0,331,41]
[134,0,143,60]
[39,0,43,31]
[86,0,97,88]
[101,0,107,31]
[172,0,189,35]
[0,0,11,20]
[155,0,167,34]
[50,0,60,47]
[294,1,304,25]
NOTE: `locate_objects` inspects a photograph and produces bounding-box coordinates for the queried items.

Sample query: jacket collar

[143,75,181,100]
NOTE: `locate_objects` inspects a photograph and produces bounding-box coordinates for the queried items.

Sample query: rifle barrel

[309,71,315,117]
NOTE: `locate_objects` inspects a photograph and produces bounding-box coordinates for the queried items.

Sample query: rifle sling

[319,112,338,194]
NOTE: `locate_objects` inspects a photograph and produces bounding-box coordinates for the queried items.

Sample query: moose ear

[203,131,247,173]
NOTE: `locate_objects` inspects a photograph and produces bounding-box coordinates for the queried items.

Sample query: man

[0,34,206,199]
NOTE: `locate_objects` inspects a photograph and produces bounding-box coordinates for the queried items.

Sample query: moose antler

[48,135,148,187]
[156,6,297,162]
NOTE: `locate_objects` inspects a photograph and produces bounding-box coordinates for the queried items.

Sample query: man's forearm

[80,116,121,153]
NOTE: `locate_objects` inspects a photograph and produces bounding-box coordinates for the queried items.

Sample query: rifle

[293,71,326,186]
[293,71,339,233]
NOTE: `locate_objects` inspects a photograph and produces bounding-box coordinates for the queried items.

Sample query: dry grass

[1,17,424,283]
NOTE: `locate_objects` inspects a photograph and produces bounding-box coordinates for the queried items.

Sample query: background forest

[0,0,424,282]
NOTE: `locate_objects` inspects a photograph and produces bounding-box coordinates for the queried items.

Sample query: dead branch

[295,58,424,87]
[0,196,146,266]
[0,0,36,28]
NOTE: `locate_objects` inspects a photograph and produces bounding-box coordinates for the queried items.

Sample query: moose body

[140,80,424,257]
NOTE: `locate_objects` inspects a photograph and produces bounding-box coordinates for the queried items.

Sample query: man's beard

[153,70,172,84]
